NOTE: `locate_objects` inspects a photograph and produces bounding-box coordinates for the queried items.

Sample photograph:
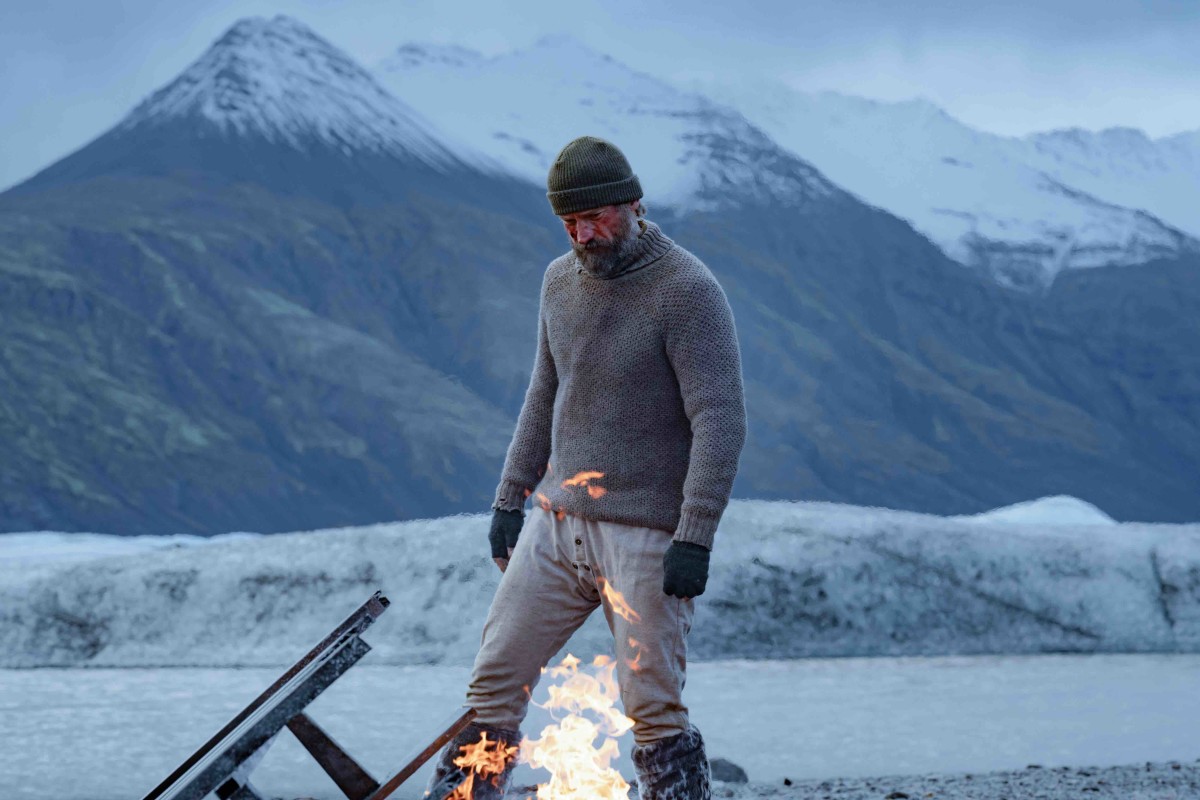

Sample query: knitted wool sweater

[492,220,747,549]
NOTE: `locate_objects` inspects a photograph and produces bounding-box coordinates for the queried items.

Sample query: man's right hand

[489,509,525,573]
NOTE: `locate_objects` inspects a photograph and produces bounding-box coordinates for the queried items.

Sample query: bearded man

[426,136,747,800]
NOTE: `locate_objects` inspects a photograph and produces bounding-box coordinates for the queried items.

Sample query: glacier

[2,496,1198,669]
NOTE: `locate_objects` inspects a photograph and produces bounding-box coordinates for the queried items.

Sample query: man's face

[559,202,639,278]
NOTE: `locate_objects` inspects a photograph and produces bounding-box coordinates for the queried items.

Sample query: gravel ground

[701,759,1200,799]
[301,759,1200,799]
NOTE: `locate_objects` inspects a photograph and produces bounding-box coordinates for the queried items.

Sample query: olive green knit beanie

[546,136,643,216]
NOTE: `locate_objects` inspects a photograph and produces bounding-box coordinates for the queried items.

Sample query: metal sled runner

[140,591,477,800]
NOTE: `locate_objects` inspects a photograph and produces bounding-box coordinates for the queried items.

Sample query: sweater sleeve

[660,272,748,549]
[492,272,558,513]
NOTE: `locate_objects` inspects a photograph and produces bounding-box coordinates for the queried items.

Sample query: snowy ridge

[377,37,838,212]
[1028,126,1200,237]
[953,495,1117,526]
[3,497,1198,668]
[117,15,485,171]
[695,82,1200,290]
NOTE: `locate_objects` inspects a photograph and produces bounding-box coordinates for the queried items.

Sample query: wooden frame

[140,591,477,800]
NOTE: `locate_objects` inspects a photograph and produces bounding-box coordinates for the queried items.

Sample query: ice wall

[2,498,1197,667]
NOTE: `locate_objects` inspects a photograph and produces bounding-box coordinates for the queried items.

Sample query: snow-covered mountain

[1027,127,1200,237]
[4,497,1197,668]
[375,39,1198,290]
[20,14,518,196]
[697,81,1200,290]
[376,36,839,212]
[119,15,483,170]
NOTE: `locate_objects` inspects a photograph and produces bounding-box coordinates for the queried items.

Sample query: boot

[424,720,521,800]
[630,725,712,800]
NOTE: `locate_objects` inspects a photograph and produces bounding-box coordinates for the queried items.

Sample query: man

[426,136,747,800]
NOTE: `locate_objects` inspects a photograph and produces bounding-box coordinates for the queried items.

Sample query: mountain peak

[225,13,312,40]
[115,15,460,168]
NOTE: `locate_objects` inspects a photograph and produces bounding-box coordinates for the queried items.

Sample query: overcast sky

[3,0,1199,191]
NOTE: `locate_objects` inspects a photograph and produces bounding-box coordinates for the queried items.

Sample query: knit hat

[546,136,643,215]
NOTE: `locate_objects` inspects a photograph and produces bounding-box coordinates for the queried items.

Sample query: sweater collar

[575,219,674,280]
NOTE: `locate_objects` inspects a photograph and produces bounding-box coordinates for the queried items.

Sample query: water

[2,653,1198,799]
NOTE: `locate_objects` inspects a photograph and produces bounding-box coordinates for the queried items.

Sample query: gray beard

[573,215,640,279]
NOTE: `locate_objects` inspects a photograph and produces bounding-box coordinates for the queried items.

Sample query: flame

[520,654,635,799]
[561,470,604,488]
[624,638,642,673]
[597,577,641,625]
[562,471,607,500]
[516,580,644,797]
[531,468,606,521]
[447,732,519,799]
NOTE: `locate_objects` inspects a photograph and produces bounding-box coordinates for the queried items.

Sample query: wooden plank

[215,779,267,800]
[287,713,380,800]
[364,708,479,800]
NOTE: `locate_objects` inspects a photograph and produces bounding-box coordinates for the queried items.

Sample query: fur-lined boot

[630,724,712,800]
[423,720,521,800]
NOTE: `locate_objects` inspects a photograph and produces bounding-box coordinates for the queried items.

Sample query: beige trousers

[466,507,695,745]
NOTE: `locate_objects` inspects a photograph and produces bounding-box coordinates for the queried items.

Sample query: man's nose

[575,221,594,244]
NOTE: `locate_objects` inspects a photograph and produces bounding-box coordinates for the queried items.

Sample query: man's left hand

[663,540,710,598]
